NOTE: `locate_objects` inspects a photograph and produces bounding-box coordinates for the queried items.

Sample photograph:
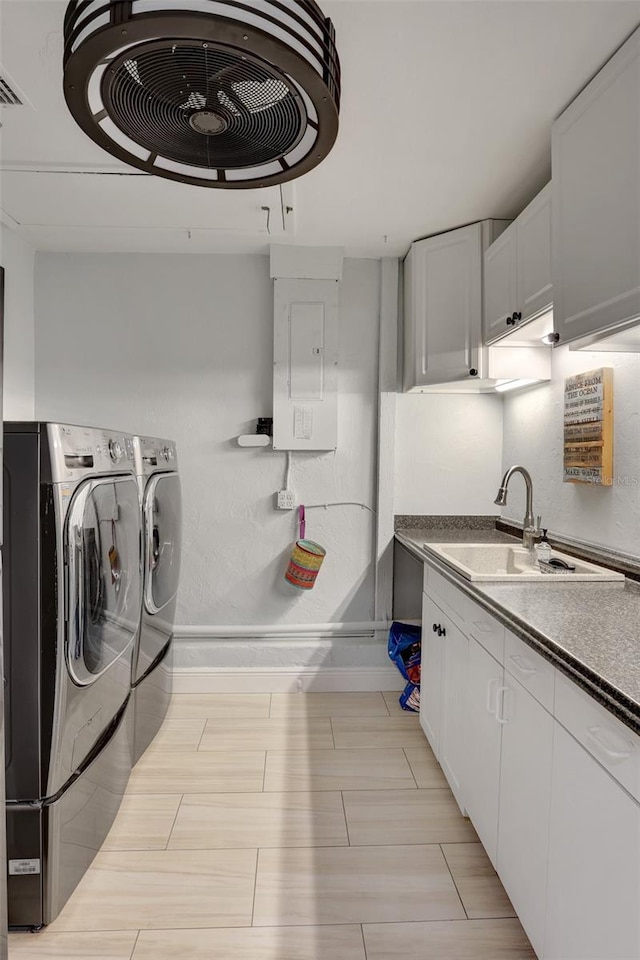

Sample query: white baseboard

[174,621,390,639]
[173,666,403,694]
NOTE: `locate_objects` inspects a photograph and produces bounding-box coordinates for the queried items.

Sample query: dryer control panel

[48,423,136,483]
[133,436,179,478]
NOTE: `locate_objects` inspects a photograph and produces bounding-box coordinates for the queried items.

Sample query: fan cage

[63,0,340,188]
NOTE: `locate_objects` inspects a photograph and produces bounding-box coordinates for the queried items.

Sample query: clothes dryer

[132,436,181,764]
[3,423,142,928]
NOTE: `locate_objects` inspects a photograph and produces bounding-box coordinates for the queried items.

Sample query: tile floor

[10,691,536,959]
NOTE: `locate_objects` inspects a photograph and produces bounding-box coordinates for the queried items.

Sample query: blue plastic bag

[388,621,421,712]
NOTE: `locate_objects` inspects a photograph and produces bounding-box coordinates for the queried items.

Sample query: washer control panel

[133,436,179,477]
[49,423,136,483]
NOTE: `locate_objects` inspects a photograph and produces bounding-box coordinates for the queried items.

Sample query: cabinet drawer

[504,632,555,713]
[554,672,640,803]
[423,564,467,628]
[465,597,505,664]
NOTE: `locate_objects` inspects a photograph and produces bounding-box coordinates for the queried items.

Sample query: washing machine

[132,436,181,764]
[3,422,142,928]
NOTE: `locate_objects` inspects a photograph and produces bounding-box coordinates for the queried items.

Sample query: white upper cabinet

[517,183,553,323]
[484,222,518,343]
[552,26,640,347]
[484,183,552,345]
[404,222,491,389]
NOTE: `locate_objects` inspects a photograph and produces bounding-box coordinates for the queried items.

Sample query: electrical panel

[273,278,339,451]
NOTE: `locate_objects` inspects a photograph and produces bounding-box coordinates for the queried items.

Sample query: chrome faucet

[494,465,538,549]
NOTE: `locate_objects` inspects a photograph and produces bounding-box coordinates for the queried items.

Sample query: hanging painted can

[285,539,326,590]
[285,506,326,589]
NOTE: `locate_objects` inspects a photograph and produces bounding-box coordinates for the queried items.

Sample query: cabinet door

[404,223,483,387]
[516,183,552,322]
[483,221,518,344]
[465,637,503,867]
[545,723,640,960]
[497,674,554,958]
[439,618,469,813]
[552,27,640,345]
[420,593,443,755]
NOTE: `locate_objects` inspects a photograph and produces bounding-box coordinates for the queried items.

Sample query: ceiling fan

[63,1,341,189]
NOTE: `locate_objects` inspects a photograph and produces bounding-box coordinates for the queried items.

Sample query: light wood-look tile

[102,794,182,851]
[199,717,334,752]
[253,844,465,926]
[331,715,425,750]
[52,849,257,931]
[263,748,417,792]
[141,719,205,752]
[127,750,265,794]
[362,918,536,959]
[133,924,367,959]
[270,692,389,718]
[442,843,516,919]
[167,693,271,720]
[382,690,415,715]
[9,931,139,959]
[168,792,348,849]
[403,743,448,788]
[343,789,478,846]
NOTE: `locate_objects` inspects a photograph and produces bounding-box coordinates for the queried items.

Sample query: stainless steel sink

[424,543,624,582]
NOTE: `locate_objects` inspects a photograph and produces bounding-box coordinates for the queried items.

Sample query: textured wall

[394,392,504,515]
[0,225,35,419]
[35,253,380,627]
[501,346,640,556]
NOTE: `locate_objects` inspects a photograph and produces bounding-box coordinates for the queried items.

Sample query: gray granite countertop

[396,527,640,735]
[397,526,517,547]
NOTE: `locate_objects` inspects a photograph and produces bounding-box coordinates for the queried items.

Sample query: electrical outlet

[276,490,296,510]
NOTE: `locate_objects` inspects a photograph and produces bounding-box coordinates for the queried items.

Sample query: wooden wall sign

[563,367,613,484]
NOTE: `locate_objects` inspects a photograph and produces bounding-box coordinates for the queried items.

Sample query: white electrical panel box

[273,278,339,451]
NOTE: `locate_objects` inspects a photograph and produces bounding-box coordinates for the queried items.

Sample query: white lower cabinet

[545,722,640,960]
[420,589,468,813]
[464,637,503,866]
[420,562,640,960]
[420,593,443,754]
[439,618,468,812]
[497,673,554,958]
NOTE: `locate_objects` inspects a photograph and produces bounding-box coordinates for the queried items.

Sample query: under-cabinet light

[494,378,539,393]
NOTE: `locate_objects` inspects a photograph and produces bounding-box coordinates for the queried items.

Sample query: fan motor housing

[63,1,341,188]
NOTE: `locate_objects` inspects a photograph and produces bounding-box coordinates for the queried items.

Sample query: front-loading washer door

[66,475,142,686]
[144,472,182,616]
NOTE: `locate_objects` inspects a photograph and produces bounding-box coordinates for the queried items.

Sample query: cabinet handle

[505,315,515,326]
[496,685,510,724]
[513,311,522,322]
[468,368,478,377]
[432,623,438,632]
[586,725,633,762]
[486,677,500,716]
[437,625,446,638]
[508,654,537,676]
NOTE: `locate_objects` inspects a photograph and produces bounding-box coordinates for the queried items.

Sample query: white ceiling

[1,0,639,257]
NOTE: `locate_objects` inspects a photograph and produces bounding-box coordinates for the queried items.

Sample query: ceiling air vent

[0,73,23,106]
[62,1,341,189]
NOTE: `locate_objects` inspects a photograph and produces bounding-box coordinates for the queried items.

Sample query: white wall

[34,253,381,628]
[394,393,504,515]
[0,224,35,419]
[501,346,640,557]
